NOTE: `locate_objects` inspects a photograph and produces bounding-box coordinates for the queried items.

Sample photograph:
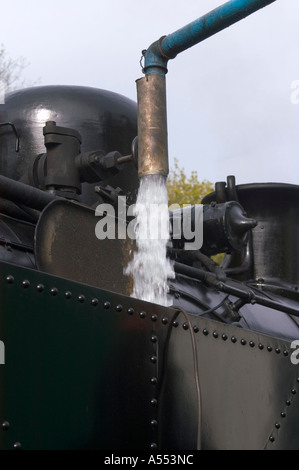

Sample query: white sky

[2,0,299,185]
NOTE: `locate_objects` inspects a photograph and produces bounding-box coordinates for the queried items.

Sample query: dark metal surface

[0,260,299,450]
[160,312,299,450]
[41,120,81,195]
[0,260,169,450]
[0,85,139,206]
[170,201,257,255]
[169,272,299,342]
[203,183,299,291]
[35,199,135,296]
[0,175,58,211]
[0,214,35,268]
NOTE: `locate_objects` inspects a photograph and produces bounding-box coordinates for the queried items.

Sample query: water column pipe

[136,0,277,178]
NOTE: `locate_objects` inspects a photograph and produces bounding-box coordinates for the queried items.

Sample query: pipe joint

[143,36,170,76]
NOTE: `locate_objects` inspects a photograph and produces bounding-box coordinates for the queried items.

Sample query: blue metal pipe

[143,0,277,75]
[137,0,277,178]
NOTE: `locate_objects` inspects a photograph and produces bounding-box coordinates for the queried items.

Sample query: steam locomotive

[1,0,299,451]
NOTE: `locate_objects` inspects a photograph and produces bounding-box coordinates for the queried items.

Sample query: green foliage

[167,158,214,206]
[167,158,224,264]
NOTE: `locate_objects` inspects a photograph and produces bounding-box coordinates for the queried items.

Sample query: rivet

[13,442,22,449]
[64,291,72,299]
[275,423,280,429]
[172,320,179,328]
[258,344,264,350]
[127,307,134,315]
[283,350,289,357]
[291,389,297,395]
[281,412,286,418]
[249,341,255,348]
[241,339,246,346]
[1,421,10,431]
[36,284,44,292]
[139,311,146,319]
[213,331,219,339]
[103,301,110,309]
[5,275,14,284]
[203,329,209,336]
[150,398,158,407]
[151,335,158,343]
[91,298,98,306]
[162,317,168,325]
[22,280,30,288]
[193,326,199,333]
[150,377,157,385]
[183,323,189,330]
[50,287,58,296]
[286,400,291,406]
[267,346,273,352]
[151,314,157,322]
[78,295,85,303]
[116,304,123,312]
[275,348,281,355]
[269,436,275,443]
[150,443,158,450]
[297,378,299,383]
[231,336,237,343]
[150,355,157,364]
[150,419,158,428]
[222,334,228,341]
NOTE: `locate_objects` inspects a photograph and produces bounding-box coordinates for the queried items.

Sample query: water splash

[124,174,175,306]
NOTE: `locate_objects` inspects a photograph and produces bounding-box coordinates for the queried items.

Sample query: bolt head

[1,421,10,431]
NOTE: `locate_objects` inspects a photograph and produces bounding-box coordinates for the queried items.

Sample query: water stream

[124,174,175,306]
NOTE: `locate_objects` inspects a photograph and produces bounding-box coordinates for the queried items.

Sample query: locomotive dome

[0,85,138,206]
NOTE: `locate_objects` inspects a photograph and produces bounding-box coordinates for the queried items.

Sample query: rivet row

[5,276,109,310]
[269,385,298,445]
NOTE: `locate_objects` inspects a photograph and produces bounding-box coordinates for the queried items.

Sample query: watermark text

[291,80,299,105]
[95,197,203,250]
[291,340,299,365]
[0,81,5,104]
[0,340,5,364]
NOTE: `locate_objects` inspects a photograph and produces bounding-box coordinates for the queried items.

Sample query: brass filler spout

[136,74,169,178]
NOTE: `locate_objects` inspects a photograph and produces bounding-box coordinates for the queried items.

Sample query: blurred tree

[0,44,37,91]
[167,158,213,206]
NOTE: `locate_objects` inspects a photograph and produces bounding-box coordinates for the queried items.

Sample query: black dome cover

[0,85,138,205]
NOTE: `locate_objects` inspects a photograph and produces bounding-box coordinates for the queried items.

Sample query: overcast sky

[2,0,299,186]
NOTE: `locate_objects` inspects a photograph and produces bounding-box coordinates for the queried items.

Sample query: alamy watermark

[0,80,5,104]
[0,340,5,364]
[290,340,299,365]
[95,196,203,250]
[291,80,299,105]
